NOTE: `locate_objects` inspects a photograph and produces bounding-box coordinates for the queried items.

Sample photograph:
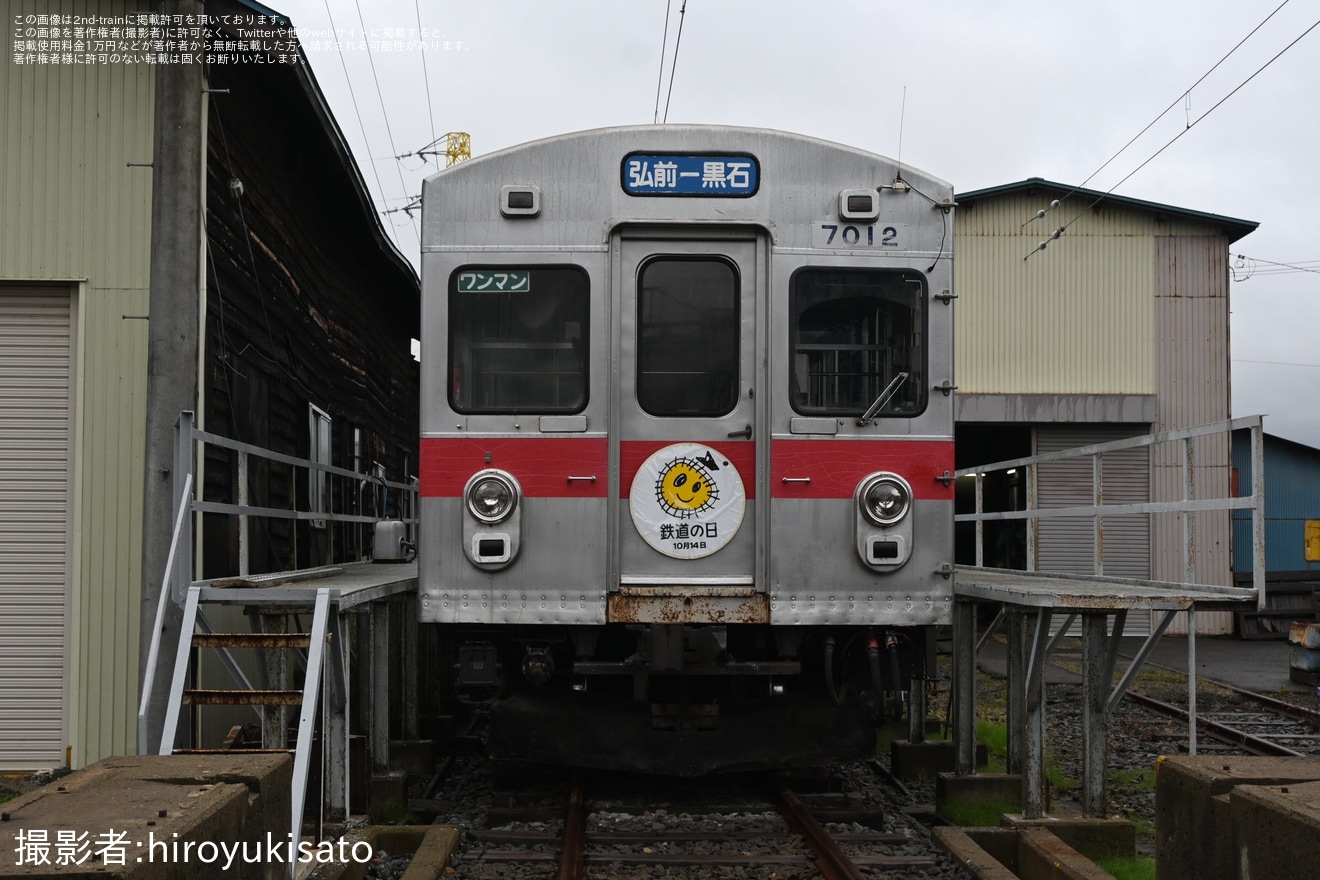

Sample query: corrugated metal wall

[1152,236,1233,634]
[954,195,1238,634]
[1233,432,1320,572]
[1,0,155,767]
[954,194,1162,395]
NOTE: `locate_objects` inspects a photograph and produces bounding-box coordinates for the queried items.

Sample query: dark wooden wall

[199,56,420,578]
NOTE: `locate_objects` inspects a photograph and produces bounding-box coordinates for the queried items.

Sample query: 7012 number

[815,223,898,248]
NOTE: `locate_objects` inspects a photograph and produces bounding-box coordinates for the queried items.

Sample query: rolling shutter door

[0,289,72,769]
[1036,425,1152,636]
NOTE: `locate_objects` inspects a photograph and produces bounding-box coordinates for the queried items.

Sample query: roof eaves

[956,177,1259,243]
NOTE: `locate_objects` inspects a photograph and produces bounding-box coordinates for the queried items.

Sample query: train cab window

[637,258,739,417]
[449,266,589,413]
[790,268,927,417]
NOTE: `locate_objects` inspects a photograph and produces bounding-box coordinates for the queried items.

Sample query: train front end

[419,126,955,773]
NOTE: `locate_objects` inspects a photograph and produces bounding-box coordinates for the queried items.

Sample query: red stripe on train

[420,437,953,501]
[420,437,609,498]
[770,439,954,500]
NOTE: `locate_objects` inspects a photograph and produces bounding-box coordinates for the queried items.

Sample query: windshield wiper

[856,372,909,426]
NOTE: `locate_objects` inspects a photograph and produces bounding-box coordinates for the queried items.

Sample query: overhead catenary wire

[1234,359,1320,369]
[662,0,688,124]
[1027,14,1320,261]
[1022,0,1298,233]
[350,0,421,247]
[414,0,438,146]
[1232,254,1320,278]
[652,0,673,124]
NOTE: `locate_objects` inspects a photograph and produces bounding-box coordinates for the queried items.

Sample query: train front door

[611,233,766,620]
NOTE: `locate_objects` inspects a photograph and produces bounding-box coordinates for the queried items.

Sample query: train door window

[790,269,926,416]
[449,266,589,413]
[636,258,739,417]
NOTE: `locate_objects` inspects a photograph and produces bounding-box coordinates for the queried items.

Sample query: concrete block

[891,739,987,779]
[1155,755,1320,880]
[934,826,1117,880]
[937,772,1022,813]
[1014,828,1119,880]
[1231,780,1320,880]
[931,827,1019,880]
[387,741,434,776]
[367,774,408,824]
[1002,814,1135,861]
[0,754,291,880]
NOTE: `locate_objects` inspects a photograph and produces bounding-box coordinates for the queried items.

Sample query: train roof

[424,124,952,194]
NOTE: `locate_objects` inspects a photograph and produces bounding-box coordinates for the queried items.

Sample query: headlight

[466,471,517,523]
[859,474,911,526]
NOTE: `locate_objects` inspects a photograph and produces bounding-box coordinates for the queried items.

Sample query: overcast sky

[270,0,1319,448]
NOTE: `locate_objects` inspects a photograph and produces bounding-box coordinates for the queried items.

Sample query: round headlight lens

[860,475,911,526]
[467,473,516,523]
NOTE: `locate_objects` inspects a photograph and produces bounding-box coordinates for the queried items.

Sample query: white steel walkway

[951,416,1265,819]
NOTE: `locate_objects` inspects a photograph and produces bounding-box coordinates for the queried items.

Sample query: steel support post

[908,650,926,745]
[908,666,927,745]
[261,612,289,750]
[371,602,391,774]
[1081,613,1108,818]
[974,474,984,568]
[1006,612,1024,776]
[1023,610,1051,819]
[237,450,249,578]
[1188,608,1198,756]
[953,600,978,775]
[326,610,349,819]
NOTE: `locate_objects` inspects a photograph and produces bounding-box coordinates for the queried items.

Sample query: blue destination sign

[622,153,759,197]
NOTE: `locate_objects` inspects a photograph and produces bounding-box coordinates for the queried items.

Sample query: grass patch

[1046,754,1077,793]
[0,793,14,806]
[939,799,1019,828]
[976,720,1008,772]
[1094,856,1155,880]
[1127,815,1154,844]
[1111,767,1156,791]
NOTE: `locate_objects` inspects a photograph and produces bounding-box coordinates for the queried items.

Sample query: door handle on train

[727,424,752,439]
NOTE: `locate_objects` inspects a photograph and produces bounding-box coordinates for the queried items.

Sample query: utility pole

[138,0,205,754]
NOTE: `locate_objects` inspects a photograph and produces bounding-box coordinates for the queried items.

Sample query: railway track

[1124,661,1320,757]
[438,763,960,880]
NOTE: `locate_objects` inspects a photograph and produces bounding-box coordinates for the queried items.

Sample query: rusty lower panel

[607,591,771,624]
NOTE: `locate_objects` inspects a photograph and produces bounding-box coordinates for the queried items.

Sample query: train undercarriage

[440,622,936,775]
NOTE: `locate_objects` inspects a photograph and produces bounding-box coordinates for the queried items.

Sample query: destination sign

[622,153,759,197]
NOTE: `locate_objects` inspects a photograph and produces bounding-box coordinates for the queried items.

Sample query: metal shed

[953,178,1257,634]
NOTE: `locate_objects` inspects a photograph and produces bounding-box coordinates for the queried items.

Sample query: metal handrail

[955,415,1266,610]
[136,472,193,754]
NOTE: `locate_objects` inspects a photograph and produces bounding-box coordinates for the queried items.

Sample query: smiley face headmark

[655,456,718,518]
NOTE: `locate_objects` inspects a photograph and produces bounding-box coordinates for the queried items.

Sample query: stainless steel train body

[418,125,955,772]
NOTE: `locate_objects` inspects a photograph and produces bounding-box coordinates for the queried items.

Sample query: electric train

[417,125,955,773]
